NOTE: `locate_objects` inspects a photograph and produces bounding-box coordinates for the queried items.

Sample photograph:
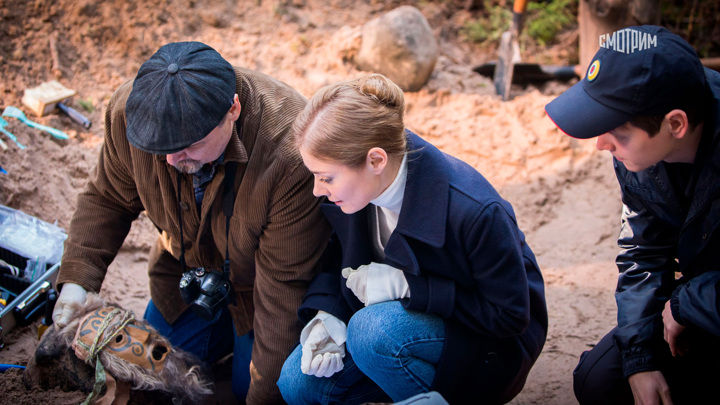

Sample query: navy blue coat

[299,132,548,403]
[613,68,720,377]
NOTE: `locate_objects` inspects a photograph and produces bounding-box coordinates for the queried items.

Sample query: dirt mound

[0,367,86,404]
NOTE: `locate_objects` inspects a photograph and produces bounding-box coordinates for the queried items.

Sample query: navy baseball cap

[126,42,236,154]
[545,25,707,139]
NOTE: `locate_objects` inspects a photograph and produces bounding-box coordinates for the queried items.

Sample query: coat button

[702,233,708,240]
[485,352,500,365]
[179,201,189,211]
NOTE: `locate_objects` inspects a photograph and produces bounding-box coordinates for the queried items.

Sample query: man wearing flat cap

[52,41,332,404]
[546,25,720,404]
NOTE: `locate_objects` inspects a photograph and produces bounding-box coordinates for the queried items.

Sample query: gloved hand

[342,265,368,304]
[300,314,346,378]
[52,283,88,329]
[342,262,410,306]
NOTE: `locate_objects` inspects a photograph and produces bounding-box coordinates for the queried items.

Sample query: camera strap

[176,161,241,274]
[221,161,238,278]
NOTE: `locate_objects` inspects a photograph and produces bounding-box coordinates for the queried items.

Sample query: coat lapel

[320,203,375,268]
[321,131,451,276]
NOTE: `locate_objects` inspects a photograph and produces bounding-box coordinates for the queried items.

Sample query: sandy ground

[0,0,622,403]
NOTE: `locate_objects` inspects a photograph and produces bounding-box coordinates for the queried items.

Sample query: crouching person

[545,25,720,404]
[277,74,548,404]
[51,41,332,404]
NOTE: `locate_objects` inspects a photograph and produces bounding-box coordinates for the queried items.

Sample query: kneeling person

[546,25,720,404]
[277,74,548,404]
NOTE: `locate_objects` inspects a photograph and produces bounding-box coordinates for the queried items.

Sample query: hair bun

[356,74,405,110]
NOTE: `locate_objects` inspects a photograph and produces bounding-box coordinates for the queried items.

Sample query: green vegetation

[461,1,511,45]
[460,0,718,58]
[525,0,575,46]
[77,99,94,113]
[462,0,577,47]
[661,0,719,58]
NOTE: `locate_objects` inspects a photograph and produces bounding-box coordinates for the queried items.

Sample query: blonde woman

[277,74,548,404]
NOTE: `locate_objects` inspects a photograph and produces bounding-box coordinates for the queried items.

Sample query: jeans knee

[277,347,302,401]
[277,366,298,402]
[347,311,391,371]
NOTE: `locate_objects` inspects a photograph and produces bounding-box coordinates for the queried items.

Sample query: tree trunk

[578,0,661,75]
[464,0,484,11]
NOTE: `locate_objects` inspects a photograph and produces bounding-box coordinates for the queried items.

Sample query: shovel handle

[513,0,529,14]
[511,0,528,36]
[57,102,92,130]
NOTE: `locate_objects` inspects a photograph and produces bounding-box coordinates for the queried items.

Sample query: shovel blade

[493,30,521,101]
[477,62,579,86]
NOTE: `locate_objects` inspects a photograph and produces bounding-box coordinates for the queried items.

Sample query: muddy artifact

[23,293,213,404]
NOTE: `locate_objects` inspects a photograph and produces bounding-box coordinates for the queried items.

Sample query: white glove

[342,265,368,304]
[300,312,346,378]
[342,262,410,306]
[52,283,88,329]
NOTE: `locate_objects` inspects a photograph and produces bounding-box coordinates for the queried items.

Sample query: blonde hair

[293,73,407,167]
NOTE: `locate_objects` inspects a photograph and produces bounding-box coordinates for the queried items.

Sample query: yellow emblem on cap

[587,60,601,82]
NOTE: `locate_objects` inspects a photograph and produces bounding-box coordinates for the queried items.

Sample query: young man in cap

[546,25,720,404]
[51,41,332,404]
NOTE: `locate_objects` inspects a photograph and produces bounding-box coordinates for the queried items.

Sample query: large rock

[355,6,438,92]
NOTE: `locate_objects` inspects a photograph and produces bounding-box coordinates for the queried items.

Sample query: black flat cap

[126,41,236,154]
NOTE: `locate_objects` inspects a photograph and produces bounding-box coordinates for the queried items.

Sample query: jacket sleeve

[247,161,332,405]
[614,201,678,378]
[671,270,720,337]
[58,82,143,293]
[297,234,357,325]
[404,201,531,338]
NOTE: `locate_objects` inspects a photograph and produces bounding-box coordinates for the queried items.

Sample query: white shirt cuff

[300,310,347,346]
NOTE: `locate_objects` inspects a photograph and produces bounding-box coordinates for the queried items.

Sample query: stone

[355,5,438,92]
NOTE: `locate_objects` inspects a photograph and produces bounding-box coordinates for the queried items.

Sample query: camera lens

[179,267,235,319]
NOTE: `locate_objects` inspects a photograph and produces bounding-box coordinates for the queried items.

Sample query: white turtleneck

[299,157,410,346]
[370,154,407,247]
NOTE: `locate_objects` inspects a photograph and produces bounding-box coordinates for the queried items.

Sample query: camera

[179,266,235,320]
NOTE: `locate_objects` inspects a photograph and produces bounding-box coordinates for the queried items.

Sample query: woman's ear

[665,109,689,139]
[366,147,388,174]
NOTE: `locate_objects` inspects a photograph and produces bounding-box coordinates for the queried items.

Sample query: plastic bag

[0,204,67,266]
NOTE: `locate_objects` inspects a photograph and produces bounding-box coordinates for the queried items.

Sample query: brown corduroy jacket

[58,67,332,404]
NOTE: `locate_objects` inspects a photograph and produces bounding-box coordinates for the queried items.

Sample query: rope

[75,308,135,405]
[84,309,135,361]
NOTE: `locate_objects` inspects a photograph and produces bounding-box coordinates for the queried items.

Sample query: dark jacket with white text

[612,68,720,377]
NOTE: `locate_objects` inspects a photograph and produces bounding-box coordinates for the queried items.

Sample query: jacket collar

[394,130,448,248]
[223,124,249,164]
[320,131,450,276]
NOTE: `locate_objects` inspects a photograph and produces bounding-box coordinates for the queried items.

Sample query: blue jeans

[277,301,445,404]
[144,299,254,401]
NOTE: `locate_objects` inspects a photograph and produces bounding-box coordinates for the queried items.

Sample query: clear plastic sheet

[0,205,67,268]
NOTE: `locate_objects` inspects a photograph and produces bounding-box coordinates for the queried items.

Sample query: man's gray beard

[175,159,204,174]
